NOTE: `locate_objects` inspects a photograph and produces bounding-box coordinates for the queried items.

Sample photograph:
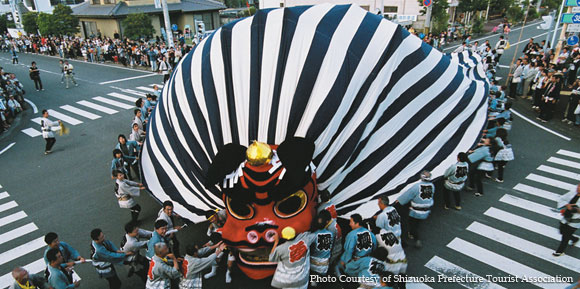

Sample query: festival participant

[443,153,469,210]
[395,171,435,248]
[339,214,376,273]
[269,227,316,289]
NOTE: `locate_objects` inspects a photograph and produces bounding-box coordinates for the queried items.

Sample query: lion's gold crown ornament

[246,141,273,166]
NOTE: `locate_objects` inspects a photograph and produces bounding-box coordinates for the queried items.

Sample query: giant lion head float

[140,3,489,280]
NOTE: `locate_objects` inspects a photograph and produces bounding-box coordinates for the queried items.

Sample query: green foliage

[37,4,79,36]
[241,6,256,17]
[22,12,38,34]
[472,16,484,33]
[527,6,538,19]
[417,0,449,33]
[542,0,560,10]
[458,0,489,14]
[0,14,7,33]
[224,0,240,8]
[122,13,155,40]
[489,0,514,14]
[37,12,57,35]
[506,5,524,22]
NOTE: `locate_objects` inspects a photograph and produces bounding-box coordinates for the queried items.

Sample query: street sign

[171,24,178,31]
[423,0,432,7]
[573,6,580,12]
[568,35,579,45]
[568,23,580,32]
[565,0,580,6]
[561,13,580,23]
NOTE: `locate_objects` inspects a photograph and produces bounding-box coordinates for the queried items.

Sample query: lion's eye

[226,197,254,220]
[274,190,307,218]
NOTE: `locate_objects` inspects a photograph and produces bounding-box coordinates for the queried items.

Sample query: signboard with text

[561,13,580,23]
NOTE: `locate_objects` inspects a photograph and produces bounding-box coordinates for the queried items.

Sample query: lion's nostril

[265,229,277,242]
[247,231,259,244]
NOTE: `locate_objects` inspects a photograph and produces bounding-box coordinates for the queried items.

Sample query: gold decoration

[59,122,69,136]
[246,141,272,166]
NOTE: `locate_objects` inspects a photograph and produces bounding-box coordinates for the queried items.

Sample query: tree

[418,0,450,34]
[0,14,8,34]
[37,12,57,36]
[52,4,79,35]
[22,12,38,35]
[506,5,524,23]
[122,13,155,40]
[489,0,513,15]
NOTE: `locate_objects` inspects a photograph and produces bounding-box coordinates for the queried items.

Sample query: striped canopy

[141,4,489,223]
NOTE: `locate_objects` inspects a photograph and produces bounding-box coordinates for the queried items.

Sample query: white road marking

[0,192,7,200]
[107,92,138,103]
[0,201,18,213]
[537,165,580,181]
[0,211,27,229]
[47,109,83,125]
[24,98,37,114]
[60,105,101,120]
[0,237,46,266]
[0,258,45,288]
[77,100,118,114]
[447,238,570,289]
[557,149,580,160]
[0,142,15,155]
[21,128,41,137]
[467,222,580,273]
[425,255,506,289]
[136,86,155,93]
[99,73,158,84]
[93,97,134,109]
[499,194,559,219]
[484,207,580,247]
[547,156,580,170]
[510,109,571,141]
[526,173,577,191]
[0,223,38,245]
[512,183,561,202]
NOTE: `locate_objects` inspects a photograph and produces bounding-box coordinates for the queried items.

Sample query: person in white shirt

[121,221,152,282]
[157,201,183,257]
[158,56,171,83]
[63,60,78,89]
[40,109,61,154]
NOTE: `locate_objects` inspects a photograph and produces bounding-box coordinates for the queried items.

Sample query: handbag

[574,104,580,115]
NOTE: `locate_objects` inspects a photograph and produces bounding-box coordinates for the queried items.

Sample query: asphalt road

[0,20,578,289]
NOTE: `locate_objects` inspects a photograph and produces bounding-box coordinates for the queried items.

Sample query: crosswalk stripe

[0,192,8,200]
[61,105,101,120]
[108,92,138,103]
[499,194,560,220]
[557,149,580,160]
[0,201,18,213]
[0,237,45,266]
[425,255,506,289]
[537,165,580,181]
[513,184,561,202]
[468,222,580,273]
[118,88,146,97]
[0,211,27,229]
[0,258,45,288]
[77,100,118,114]
[0,223,38,245]
[447,238,569,289]
[484,207,580,248]
[136,86,155,93]
[547,157,580,170]
[526,173,576,191]
[93,96,134,109]
[31,118,61,131]
[47,109,83,125]
[20,128,41,137]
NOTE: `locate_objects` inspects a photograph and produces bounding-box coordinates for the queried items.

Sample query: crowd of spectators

[0,67,25,134]
[0,33,194,72]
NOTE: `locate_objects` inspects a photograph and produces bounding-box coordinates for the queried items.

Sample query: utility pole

[554,5,572,58]
[551,0,566,49]
[161,0,174,48]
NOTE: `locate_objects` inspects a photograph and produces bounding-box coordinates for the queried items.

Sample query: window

[360,5,370,11]
[103,0,114,4]
[384,6,398,13]
[2,0,10,5]
[91,0,100,4]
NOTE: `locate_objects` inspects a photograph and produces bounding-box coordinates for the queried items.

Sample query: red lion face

[207,138,317,280]
[221,172,318,279]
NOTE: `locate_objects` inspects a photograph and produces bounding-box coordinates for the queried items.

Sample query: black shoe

[552,252,564,257]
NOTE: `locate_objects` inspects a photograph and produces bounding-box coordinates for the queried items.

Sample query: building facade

[72,0,224,39]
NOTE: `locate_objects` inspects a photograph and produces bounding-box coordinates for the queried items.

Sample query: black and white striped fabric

[141,4,489,223]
